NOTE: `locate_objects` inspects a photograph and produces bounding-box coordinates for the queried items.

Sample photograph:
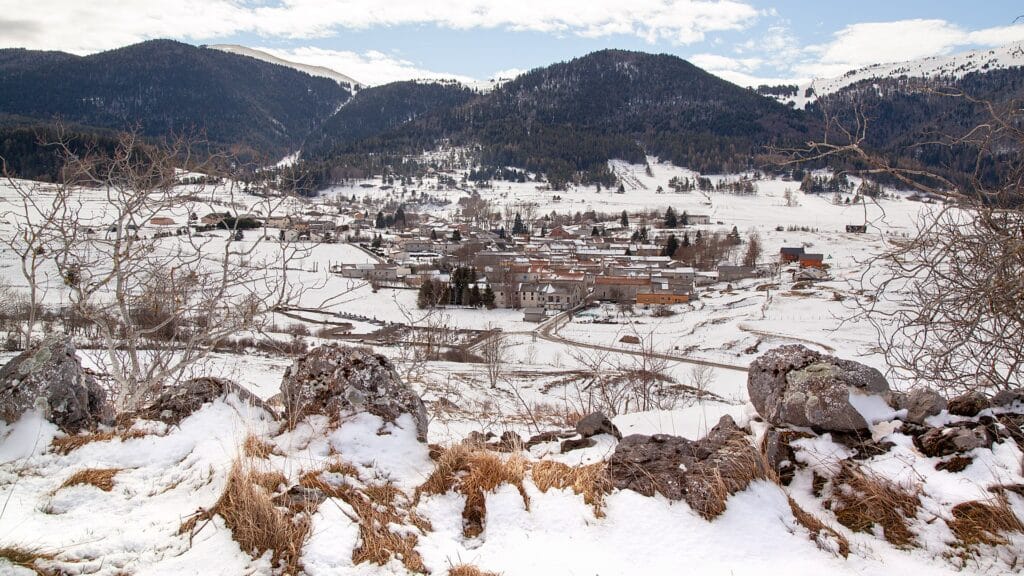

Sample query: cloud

[0,0,759,54]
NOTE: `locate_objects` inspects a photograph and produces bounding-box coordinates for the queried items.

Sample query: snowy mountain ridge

[208,44,364,89]
[782,40,1024,108]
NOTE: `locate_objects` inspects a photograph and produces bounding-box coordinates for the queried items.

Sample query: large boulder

[947,392,991,417]
[608,415,760,517]
[281,345,428,441]
[747,345,890,431]
[138,377,272,424]
[576,411,622,439]
[0,335,113,433]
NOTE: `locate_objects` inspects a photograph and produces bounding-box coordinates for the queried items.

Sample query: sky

[2,1,1024,87]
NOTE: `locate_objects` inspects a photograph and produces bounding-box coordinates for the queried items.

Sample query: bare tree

[742,231,762,267]
[478,324,507,388]
[784,88,1024,394]
[4,129,315,410]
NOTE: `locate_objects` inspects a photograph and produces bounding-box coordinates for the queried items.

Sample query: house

[593,276,651,303]
[636,292,690,305]
[845,224,867,233]
[150,217,176,226]
[780,247,805,263]
[718,264,757,282]
[799,253,825,268]
[684,214,712,225]
[523,307,547,323]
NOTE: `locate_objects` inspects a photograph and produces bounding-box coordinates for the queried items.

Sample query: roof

[780,247,805,255]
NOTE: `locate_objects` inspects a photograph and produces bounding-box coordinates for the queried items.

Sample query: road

[532,306,750,374]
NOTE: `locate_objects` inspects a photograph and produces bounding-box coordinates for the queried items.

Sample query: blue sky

[4,1,1024,86]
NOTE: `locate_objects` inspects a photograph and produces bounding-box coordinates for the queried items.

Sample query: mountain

[304,49,814,187]
[775,41,1024,109]
[0,40,352,163]
[207,44,363,90]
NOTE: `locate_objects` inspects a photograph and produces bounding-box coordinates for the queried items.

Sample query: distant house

[845,224,867,233]
[593,276,651,303]
[780,247,805,263]
[799,253,825,269]
[636,292,689,305]
[718,264,757,282]
[150,217,176,226]
[523,307,547,323]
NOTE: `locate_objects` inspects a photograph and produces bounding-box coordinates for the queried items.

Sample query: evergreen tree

[592,226,600,236]
[452,229,461,242]
[417,280,435,309]
[430,229,438,240]
[470,284,482,307]
[664,207,678,228]
[482,285,496,309]
[680,210,689,226]
[620,210,629,227]
[371,234,382,248]
[662,234,679,257]
[512,212,525,234]
[375,211,385,229]
[682,232,690,247]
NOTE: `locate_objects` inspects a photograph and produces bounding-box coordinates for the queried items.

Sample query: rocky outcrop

[139,377,271,424]
[946,392,991,417]
[914,423,996,457]
[608,415,760,517]
[992,389,1024,409]
[886,387,947,424]
[747,345,890,431]
[280,345,428,441]
[576,412,622,439]
[0,335,113,433]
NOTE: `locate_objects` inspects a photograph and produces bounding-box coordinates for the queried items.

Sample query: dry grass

[0,545,55,575]
[417,443,530,538]
[50,429,146,455]
[687,437,775,520]
[242,434,276,459]
[531,460,612,517]
[449,564,501,576]
[299,467,430,573]
[830,463,920,548]
[788,496,850,558]
[948,497,1024,549]
[59,468,120,492]
[180,460,310,574]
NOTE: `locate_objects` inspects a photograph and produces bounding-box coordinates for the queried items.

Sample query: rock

[935,455,973,473]
[275,485,327,511]
[140,377,271,424]
[992,389,1024,410]
[0,335,113,433]
[560,437,597,453]
[901,387,947,424]
[608,415,762,517]
[830,430,896,460]
[762,428,813,485]
[575,411,622,439]
[947,392,991,417]
[915,424,994,457]
[280,345,428,441]
[747,345,890,431]
[524,430,574,448]
[498,431,523,452]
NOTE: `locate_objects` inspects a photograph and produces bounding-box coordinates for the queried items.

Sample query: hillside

[208,44,363,90]
[0,40,352,161]
[306,50,815,187]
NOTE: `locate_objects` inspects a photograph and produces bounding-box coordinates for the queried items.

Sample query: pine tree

[662,234,679,257]
[417,280,435,309]
[431,229,438,240]
[680,210,689,226]
[470,284,482,307]
[452,229,461,242]
[664,207,678,228]
[482,285,496,309]
[375,211,385,229]
[620,210,629,227]
[512,212,525,234]
[592,226,600,236]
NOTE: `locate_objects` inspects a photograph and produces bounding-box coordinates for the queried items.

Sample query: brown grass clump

[787,496,850,558]
[299,468,430,573]
[449,564,501,576]
[948,497,1024,549]
[242,434,275,459]
[50,429,147,455]
[59,468,120,492]
[686,437,775,520]
[417,443,530,538]
[531,460,612,517]
[830,463,920,548]
[0,545,55,574]
[180,461,310,574]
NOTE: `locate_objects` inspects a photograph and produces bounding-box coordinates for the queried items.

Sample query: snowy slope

[208,44,363,88]
[783,41,1024,109]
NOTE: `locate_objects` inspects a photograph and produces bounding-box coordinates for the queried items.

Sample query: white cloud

[0,0,759,54]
